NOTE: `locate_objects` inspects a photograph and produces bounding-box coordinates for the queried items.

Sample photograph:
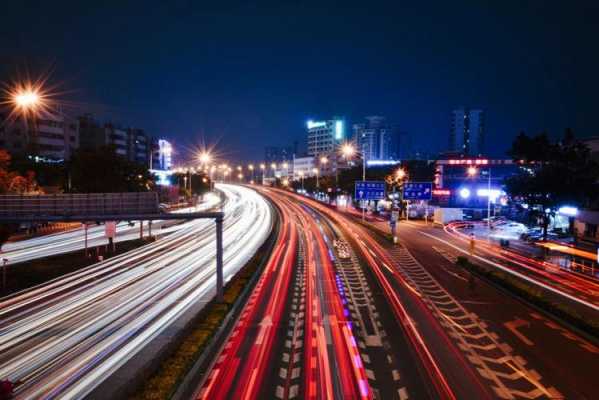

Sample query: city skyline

[2,1,598,161]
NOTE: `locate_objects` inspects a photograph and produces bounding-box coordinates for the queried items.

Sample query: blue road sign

[403,182,433,200]
[354,181,386,201]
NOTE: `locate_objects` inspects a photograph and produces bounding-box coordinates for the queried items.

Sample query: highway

[212,189,597,400]
[443,221,599,307]
[0,193,222,265]
[342,214,599,399]
[194,188,440,400]
[0,184,273,399]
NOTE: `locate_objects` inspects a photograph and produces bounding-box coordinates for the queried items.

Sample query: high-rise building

[79,115,153,166]
[127,128,150,166]
[449,108,485,156]
[306,117,346,158]
[352,116,399,162]
[0,111,79,161]
[151,139,173,170]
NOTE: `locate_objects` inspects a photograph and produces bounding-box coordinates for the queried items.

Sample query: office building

[306,117,346,158]
[151,139,173,171]
[353,116,399,162]
[293,156,315,179]
[78,115,153,166]
[449,108,485,156]
[127,128,150,166]
[0,111,79,161]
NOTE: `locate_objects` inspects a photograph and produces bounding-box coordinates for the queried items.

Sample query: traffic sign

[355,181,385,201]
[403,182,433,200]
[105,221,117,239]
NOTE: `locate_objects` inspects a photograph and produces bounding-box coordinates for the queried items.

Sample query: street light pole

[487,168,492,231]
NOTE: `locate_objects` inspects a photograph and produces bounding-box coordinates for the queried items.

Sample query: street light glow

[198,152,211,164]
[15,90,39,108]
[320,156,328,165]
[6,81,50,118]
[396,168,406,179]
[467,166,478,176]
[341,143,356,158]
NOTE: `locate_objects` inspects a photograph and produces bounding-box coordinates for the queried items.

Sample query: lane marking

[504,319,534,346]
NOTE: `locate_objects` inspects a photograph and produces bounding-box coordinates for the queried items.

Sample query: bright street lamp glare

[467,166,478,176]
[396,168,406,179]
[14,90,39,108]
[341,143,356,157]
[198,152,211,164]
[320,156,328,164]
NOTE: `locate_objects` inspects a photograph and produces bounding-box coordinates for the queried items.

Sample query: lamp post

[299,171,305,191]
[468,166,492,231]
[248,164,254,182]
[260,163,266,184]
[313,167,319,189]
[395,168,407,219]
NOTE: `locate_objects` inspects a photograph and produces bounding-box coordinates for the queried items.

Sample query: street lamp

[9,83,46,118]
[313,167,319,189]
[282,162,289,178]
[198,152,211,165]
[467,166,492,230]
[260,163,266,184]
[396,168,406,180]
[299,171,305,191]
[248,164,254,182]
[341,143,356,158]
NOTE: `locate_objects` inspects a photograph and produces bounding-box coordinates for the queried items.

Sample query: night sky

[2,1,598,162]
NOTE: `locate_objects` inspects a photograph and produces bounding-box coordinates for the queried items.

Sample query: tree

[505,131,599,239]
[68,146,154,193]
[0,149,36,194]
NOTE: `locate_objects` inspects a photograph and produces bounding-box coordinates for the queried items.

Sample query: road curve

[0,184,272,400]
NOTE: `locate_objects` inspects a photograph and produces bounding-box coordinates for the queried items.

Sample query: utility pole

[487,168,492,231]
[215,216,224,302]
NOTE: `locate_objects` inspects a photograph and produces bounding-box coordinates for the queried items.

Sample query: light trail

[0,184,272,399]
[441,222,599,308]
[196,188,371,400]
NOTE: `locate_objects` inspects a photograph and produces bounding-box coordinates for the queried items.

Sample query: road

[0,184,272,399]
[347,216,599,399]
[0,193,222,265]
[194,188,450,400]
[217,190,598,399]
[435,221,599,309]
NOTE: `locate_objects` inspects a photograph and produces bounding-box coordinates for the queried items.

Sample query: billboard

[355,181,386,201]
[403,182,433,200]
